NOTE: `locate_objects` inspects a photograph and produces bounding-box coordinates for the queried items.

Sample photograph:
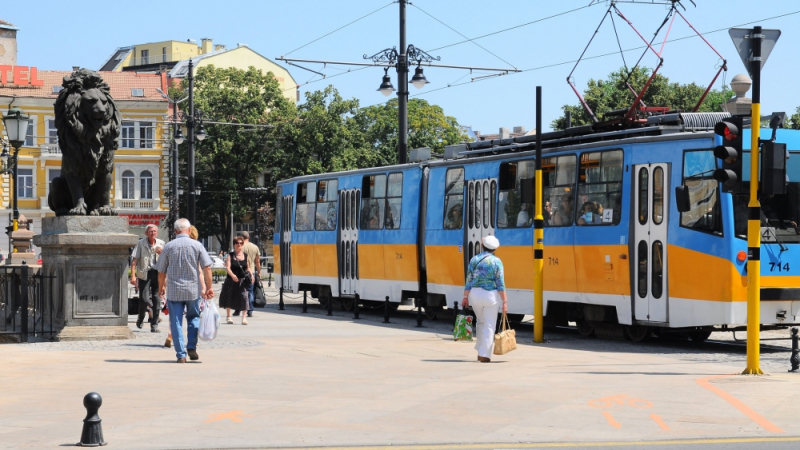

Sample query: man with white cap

[461,235,507,362]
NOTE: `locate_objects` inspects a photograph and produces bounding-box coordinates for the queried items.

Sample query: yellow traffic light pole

[533,86,544,343]
[743,26,763,375]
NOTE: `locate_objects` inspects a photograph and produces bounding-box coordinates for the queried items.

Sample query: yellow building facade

[0,68,171,255]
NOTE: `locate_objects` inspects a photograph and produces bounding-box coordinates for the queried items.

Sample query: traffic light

[712,117,744,192]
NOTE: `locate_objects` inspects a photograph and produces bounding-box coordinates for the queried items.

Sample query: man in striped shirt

[157,218,213,363]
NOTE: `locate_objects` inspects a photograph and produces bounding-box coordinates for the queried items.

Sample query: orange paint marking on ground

[602,411,621,429]
[696,375,784,433]
[204,410,253,423]
[650,413,670,431]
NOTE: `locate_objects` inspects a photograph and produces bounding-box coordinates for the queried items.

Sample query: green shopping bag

[453,311,474,341]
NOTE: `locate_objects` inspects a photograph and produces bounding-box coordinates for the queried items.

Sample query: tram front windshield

[733,150,800,244]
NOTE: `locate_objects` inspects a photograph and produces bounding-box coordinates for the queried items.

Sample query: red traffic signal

[712,117,744,191]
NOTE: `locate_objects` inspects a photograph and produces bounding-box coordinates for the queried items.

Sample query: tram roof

[277,112,733,186]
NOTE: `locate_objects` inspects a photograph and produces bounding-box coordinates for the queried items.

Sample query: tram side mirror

[675,185,691,213]
[520,178,535,204]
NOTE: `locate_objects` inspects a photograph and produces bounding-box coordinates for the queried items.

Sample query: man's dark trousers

[137,269,162,326]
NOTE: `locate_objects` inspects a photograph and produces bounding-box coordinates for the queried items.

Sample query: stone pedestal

[32,217,140,341]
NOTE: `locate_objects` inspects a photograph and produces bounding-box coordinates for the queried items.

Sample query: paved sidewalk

[2,290,800,450]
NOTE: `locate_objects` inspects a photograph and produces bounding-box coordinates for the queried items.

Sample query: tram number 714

[769,262,790,272]
[548,257,559,266]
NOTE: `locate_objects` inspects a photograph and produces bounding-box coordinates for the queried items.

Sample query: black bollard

[353,293,361,320]
[383,296,391,323]
[326,293,333,316]
[415,298,424,328]
[790,328,799,373]
[279,287,285,311]
[78,392,106,447]
[302,290,308,313]
[453,301,459,327]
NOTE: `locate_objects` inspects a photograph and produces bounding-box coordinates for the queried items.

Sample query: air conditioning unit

[409,147,431,163]
[444,144,467,160]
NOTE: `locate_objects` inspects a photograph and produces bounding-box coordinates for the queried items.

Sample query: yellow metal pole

[533,86,544,343]
[743,26,763,375]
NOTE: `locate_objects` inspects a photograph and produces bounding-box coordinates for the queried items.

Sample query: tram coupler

[326,293,333,316]
[353,293,361,320]
[415,298,424,328]
[790,328,799,373]
[78,392,106,447]
[383,296,391,323]
[302,291,308,313]
[279,287,285,311]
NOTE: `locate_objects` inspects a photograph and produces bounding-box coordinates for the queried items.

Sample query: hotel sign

[0,66,45,86]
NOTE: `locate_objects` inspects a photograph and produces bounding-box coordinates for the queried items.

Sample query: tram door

[338,189,360,296]
[279,194,293,291]
[465,179,497,269]
[633,164,669,323]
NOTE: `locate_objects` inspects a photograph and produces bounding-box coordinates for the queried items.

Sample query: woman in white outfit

[461,235,507,363]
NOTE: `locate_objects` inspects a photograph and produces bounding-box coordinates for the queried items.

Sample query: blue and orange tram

[274,112,800,341]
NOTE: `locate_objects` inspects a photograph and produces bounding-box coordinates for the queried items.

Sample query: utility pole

[533,86,544,344]
[397,0,408,165]
[187,58,196,224]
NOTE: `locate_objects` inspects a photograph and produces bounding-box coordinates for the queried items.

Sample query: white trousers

[469,288,499,358]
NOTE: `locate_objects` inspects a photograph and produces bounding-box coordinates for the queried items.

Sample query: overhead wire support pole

[533,86,544,344]
[744,25,764,376]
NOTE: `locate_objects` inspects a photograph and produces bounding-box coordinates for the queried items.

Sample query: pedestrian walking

[461,235,507,363]
[163,225,208,349]
[233,231,261,318]
[157,218,213,363]
[219,236,253,325]
[130,224,164,332]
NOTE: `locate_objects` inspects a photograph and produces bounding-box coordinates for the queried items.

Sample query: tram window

[295,181,316,231]
[468,181,475,229]
[497,160,535,228]
[680,150,722,235]
[543,155,577,227]
[315,179,338,231]
[653,167,664,225]
[361,174,386,230]
[652,241,663,299]
[638,168,648,225]
[444,168,465,229]
[385,173,402,229]
[577,150,622,225]
[275,186,283,236]
[637,240,648,298]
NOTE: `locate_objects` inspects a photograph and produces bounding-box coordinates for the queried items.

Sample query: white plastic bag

[199,300,220,341]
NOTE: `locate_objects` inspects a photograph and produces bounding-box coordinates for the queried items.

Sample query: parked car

[208,255,226,269]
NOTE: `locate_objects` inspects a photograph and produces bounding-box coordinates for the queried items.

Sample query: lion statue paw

[97,205,116,216]
[68,202,88,216]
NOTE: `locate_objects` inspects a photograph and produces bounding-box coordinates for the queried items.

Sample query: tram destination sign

[728,28,781,76]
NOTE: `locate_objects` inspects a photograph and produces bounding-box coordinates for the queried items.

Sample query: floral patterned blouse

[464,251,505,292]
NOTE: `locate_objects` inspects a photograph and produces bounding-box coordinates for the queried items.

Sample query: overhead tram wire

[410,3,517,70]
[395,8,800,101]
[282,1,395,57]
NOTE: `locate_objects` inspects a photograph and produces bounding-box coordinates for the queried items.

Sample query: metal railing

[116,199,158,210]
[0,264,57,343]
[124,53,195,67]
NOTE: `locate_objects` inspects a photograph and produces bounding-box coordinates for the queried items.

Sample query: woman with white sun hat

[461,235,507,363]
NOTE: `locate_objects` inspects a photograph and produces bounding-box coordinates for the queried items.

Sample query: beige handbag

[493,312,517,355]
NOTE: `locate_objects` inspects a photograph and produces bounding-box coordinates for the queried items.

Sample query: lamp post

[157,88,187,239]
[185,59,207,224]
[2,106,31,233]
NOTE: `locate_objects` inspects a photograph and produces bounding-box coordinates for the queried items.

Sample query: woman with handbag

[218,236,253,325]
[461,235,507,363]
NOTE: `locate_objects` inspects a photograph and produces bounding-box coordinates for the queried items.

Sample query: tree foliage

[552,67,734,130]
[788,106,800,130]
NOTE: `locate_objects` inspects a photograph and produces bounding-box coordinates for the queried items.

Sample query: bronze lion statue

[48,69,120,216]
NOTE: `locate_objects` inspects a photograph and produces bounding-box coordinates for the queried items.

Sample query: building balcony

[123,53,194,68]
[115,199,159,210]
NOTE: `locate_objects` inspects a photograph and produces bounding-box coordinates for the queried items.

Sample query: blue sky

[4,0,799,134]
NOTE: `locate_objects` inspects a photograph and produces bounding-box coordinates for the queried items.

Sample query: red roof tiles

[0,70,167,102]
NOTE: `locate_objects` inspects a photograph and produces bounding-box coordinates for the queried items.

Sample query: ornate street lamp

[2,106,31,231]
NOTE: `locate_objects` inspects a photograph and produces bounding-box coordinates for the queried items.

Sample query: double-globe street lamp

[1,106,32,234]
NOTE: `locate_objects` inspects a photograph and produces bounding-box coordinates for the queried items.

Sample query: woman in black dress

[218,236,254,325]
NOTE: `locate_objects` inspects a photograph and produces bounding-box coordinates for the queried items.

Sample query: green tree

[787,106,800,130]
[552,67,733,130]
[176,65,295,251]
[355,98,469,165]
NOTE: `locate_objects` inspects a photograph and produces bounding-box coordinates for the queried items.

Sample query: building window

[121,170,135,199]
[141,49,149,65]
[24,117,35,147]
[140,170,153,199]
[47,119,58,144]
[121,122,135,148]
[162,47,167,63]
[139,122,154,148]
[17,168,33,198]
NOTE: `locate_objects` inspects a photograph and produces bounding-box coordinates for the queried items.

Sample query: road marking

[204,410,253,423]
[696,375,784,433]
[650,413,670,431]
[588,394,652,409]
[274,437,800,449]
[602,411,622,429]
